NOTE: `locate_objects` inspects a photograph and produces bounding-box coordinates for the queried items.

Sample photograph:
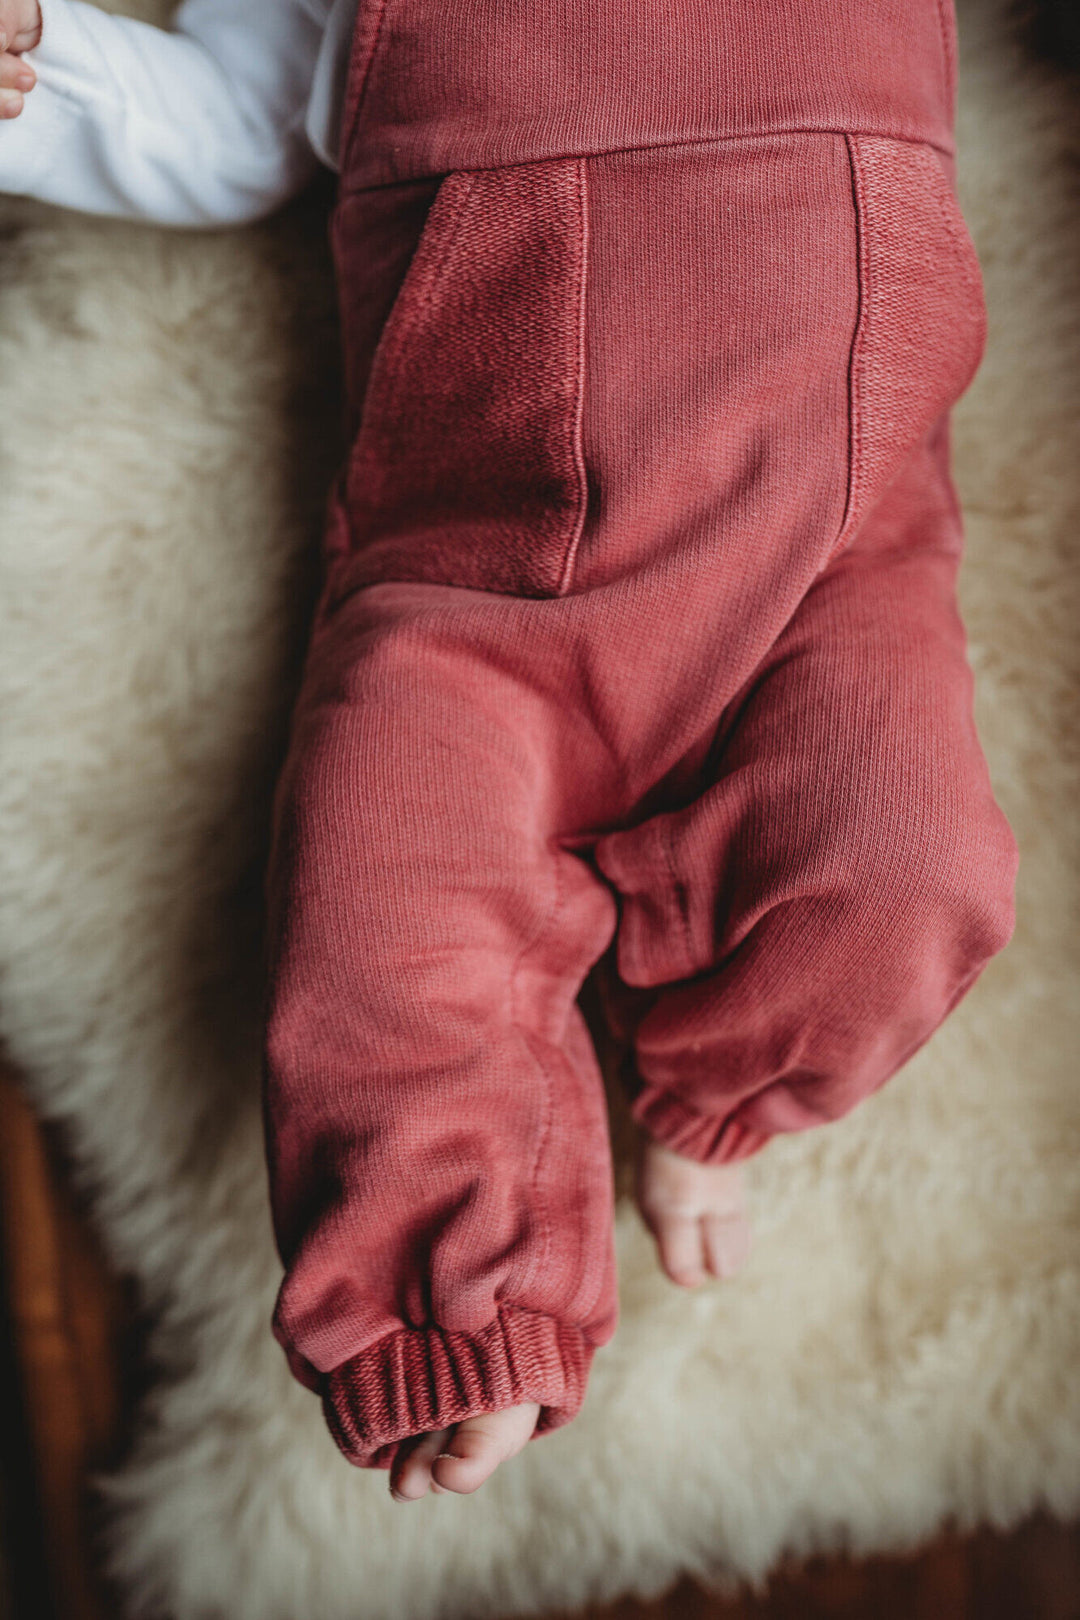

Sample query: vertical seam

[340,0,390,174]
[936,0,958,122]
[825,132,869,572]
[556,156,591,596]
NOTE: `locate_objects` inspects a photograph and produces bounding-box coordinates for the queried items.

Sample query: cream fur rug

[1,3,1078,1616]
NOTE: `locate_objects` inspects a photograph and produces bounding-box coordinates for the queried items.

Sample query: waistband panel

[339,0,957,189]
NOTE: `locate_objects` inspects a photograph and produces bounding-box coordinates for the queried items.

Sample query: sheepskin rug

[1,2,1078,1616]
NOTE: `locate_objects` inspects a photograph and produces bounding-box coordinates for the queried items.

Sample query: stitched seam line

[338,124,957,196]
[936,0,958,117]
[556,157,591,596]
[829,132,869,568]
[340,0,389,173]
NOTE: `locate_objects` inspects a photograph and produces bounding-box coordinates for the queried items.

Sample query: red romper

[263,0,1019,1469]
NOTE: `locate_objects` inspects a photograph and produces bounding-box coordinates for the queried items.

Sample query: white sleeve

[0,0,329,227]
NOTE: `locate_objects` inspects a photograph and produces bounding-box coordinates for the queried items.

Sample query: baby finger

[0,51,33,90]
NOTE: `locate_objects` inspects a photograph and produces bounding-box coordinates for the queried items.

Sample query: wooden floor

[1,1063,1078,1620]
[560,1515,1080,1619]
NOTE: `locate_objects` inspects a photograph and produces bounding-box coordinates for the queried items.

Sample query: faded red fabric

[262,0,1019,1469]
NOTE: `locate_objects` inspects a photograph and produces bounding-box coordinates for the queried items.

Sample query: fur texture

[0,2,1077,1615]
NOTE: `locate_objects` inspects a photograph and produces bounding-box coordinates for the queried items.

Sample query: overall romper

[262,0,1020,1469]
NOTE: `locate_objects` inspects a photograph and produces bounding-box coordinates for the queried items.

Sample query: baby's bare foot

[634,1130,752,1287]
[389,1400,541,1503]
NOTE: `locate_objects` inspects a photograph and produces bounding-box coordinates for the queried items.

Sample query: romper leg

[592,425,1019,1165]
[263,580,622,1467]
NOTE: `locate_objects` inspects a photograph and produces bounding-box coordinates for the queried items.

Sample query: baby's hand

[634,1129,752,1287]
[0,0,42,120]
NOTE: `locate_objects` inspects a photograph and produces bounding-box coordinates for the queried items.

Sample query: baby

[0,0,1018,1509]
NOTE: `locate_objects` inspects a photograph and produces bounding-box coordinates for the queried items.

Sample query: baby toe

[654,1211,707,1287]
[389,1426,454,1502]
[431,1403,538,1495]
[703,1210,752,1279]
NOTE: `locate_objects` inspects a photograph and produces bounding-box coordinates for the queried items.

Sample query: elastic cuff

[321,1305,598,1470]
[630,1080,773,1166]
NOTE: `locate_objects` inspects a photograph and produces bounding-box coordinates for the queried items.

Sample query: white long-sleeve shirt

[0,0,356,225]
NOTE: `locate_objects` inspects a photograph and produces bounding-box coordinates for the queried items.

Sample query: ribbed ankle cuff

[321,1305,599,1469]
[630,1081,772,1166]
